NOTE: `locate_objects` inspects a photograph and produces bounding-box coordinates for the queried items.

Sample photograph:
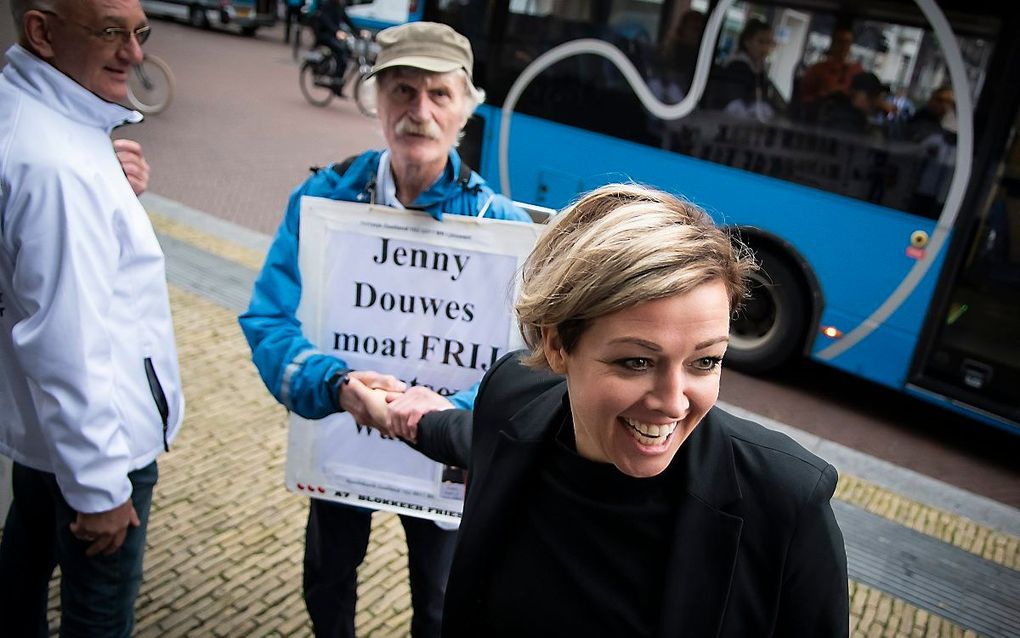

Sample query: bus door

[914,104,1020,427]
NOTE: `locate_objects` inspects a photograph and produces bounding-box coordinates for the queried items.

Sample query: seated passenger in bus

[712,18,786,120]
[816,72,889,139]
[909,88,958,217]
[906,87,955,143]
[648,9,706,103]
[797,25,863,121]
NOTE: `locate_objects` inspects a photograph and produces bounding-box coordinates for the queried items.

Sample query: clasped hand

[338,372,453,443]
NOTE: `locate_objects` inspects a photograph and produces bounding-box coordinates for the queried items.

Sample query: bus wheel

[727,248,807,374]
[189,6,209,29]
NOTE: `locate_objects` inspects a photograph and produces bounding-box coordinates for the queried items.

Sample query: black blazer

[419,353,849,637]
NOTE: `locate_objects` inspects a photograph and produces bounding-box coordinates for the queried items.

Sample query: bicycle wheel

[127,54,175,115]
[300,60,335,107]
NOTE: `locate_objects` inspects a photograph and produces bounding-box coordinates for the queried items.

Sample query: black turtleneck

[479,414,685,636]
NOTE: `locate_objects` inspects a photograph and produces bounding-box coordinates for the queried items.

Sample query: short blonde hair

[516,183,756,369]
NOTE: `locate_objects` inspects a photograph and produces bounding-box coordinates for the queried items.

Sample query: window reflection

[476,0,995,219]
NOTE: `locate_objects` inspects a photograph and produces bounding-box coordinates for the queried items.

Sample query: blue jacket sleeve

[447,381,479,410]
[485,193,532,223]
[238,182,348,419]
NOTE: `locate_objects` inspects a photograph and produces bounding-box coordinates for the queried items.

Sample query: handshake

[337,371,455,443]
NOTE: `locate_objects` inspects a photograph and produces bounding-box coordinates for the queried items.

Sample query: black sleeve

[317,6,339,35]
[412,409,472,468]
[772,463,850,637]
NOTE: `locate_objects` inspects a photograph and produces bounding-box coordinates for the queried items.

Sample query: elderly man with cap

[239,21,530,638]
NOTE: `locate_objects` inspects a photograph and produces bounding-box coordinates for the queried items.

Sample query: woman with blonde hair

[356,183,849,636]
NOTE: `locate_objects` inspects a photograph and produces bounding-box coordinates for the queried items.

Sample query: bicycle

[299,29,377,116]
[127,53,175,115]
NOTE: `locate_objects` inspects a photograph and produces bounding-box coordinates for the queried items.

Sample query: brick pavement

[12,209,1014,636]
[41,284,413,637]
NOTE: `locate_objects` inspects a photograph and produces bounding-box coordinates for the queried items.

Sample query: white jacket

[0,45,184,514]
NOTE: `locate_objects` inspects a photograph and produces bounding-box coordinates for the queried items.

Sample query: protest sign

[285,197,541,525]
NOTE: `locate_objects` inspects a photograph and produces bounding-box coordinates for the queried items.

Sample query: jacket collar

[679,407,742,508]
[375,149,467,220]
[411,149,465,216]
[656,408,744,638]
[2,44,142,132]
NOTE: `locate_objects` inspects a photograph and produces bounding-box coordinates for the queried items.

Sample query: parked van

[141,0,277,36]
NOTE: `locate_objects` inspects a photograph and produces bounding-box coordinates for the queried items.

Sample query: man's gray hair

[12,0,58,36]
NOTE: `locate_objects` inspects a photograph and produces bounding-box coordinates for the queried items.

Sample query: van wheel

[189,6,209,29]
[727,247,808,374]
[241,26,257,36]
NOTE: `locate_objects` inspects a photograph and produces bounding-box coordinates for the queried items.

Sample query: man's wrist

[328,369,352,411]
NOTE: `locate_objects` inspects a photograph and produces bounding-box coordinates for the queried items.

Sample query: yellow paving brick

[836,474,1018,569]
[148,212,267,271]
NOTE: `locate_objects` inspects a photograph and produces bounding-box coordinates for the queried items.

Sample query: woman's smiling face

[544,280,731,478]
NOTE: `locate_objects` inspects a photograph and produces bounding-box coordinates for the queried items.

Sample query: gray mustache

[395,117,441,139]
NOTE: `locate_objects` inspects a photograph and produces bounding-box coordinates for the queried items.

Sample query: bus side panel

[810,246,947,389]
[478,106,943,385]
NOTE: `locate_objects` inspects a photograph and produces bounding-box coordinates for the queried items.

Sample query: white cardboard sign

[285,197,540,525]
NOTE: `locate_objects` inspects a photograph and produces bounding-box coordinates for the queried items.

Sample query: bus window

[484,1,997,220]
[425,1,498,81]
[488,0,674,147]
[660,2,997,219]
[459,0,1017,428]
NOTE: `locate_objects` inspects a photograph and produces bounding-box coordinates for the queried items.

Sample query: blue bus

[423,0,1020,432]
[346,0,425,30]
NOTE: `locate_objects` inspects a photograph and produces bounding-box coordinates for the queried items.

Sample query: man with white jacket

[0,1,183,635]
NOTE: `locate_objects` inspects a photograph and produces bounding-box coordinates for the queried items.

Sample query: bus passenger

[238,21,530,638]
[797,25,863,119]
[649,9,706,102]
[714,18,785,120]
[909,88,958,217]
[817,71,889,139]
[356,184,851,637]
[906,87,955,143]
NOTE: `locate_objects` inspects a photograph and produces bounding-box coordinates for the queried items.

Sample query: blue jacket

[239,149,530,419]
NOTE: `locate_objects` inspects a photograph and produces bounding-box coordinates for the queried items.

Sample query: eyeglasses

[39,10,151,46]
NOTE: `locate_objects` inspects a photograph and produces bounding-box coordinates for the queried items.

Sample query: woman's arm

[773,464,850,636]
[414,409,472,468]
